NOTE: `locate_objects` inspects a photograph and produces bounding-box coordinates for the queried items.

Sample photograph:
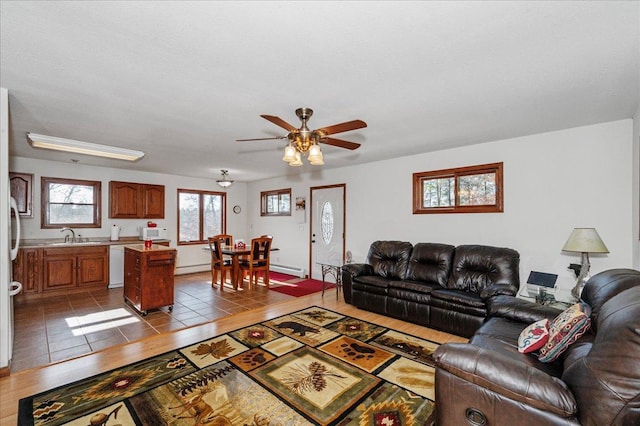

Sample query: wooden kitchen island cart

[124,244,176,315]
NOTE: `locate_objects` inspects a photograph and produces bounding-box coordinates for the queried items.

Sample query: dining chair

[239,236,272,289]
[207,237,234,290]
[213,234,234,261]
[213,234,233,246]
[259,235,273,250]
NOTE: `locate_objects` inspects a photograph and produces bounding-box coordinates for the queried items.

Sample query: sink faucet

[60,227,75,243]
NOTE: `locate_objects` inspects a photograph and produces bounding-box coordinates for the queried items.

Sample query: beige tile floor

[10,272,294,373]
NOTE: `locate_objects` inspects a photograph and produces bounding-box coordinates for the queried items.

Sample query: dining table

[205,244,278,289]
[220,245,251,289]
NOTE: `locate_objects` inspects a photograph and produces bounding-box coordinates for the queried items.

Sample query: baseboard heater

[270,264,306,278]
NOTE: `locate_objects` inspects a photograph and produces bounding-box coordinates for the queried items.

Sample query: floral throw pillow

[518,319,549,353]
[538,302,591,363]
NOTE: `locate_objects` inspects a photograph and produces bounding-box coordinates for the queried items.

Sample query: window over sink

[41,177,101,228]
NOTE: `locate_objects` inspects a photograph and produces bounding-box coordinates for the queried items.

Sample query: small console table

[317,262,344,300]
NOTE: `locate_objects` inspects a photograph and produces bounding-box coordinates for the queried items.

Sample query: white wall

[246,119,634,292]
[10,119,636,290]
[9,157,248,273]
[633,105,640,269]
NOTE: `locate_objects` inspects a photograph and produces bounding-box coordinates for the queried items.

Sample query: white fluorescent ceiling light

[27,133,145,161]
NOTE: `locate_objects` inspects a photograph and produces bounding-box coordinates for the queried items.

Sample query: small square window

[261,188,291,216]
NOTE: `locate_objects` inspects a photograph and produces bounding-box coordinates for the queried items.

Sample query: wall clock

[233,205,241,214]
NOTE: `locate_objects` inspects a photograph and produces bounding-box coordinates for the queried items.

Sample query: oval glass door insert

[321,201,334,244]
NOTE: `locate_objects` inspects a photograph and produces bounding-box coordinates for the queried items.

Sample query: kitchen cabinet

[12,248,42,294]
[43,246,109,292]
[124,245,176,315]
[9,172,33,217]
[109,181,165,219]
[142,184,164,218]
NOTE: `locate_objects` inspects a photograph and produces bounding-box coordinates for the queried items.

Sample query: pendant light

[216,170,234,188]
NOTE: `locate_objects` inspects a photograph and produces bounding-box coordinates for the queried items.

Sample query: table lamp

[561,228,609,299]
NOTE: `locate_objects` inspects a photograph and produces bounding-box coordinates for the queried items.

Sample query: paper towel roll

[110,225,120,241]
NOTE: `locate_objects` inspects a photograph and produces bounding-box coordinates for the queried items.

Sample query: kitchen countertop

[124,244,176,253]
[20,236,171,248]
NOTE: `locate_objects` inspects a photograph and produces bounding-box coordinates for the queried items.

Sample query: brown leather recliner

[433,268,640,425]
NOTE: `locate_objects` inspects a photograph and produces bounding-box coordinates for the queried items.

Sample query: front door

[310,184,345,281]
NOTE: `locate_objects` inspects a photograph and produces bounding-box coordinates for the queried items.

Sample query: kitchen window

[178,189,226,245]
[41,177,102,228]
[413,162,503,214]
[260,188,291,216]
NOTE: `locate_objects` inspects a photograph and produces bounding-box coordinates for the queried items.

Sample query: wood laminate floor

[0,272,467,425]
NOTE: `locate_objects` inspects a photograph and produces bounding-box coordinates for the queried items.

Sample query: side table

[317,262,343,300]
[518,286,576,309]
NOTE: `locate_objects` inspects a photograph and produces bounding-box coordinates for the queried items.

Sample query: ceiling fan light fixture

[216,169,234,188]
[237,107,367,167]
[289,151,303,167]
[282,145,296,163]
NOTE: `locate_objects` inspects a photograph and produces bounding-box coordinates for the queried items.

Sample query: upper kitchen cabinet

[142,184,164,218]
[109,181,165,219]
[9,172,33,217]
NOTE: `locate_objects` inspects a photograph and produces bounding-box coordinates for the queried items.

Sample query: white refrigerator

[1,87,23,370]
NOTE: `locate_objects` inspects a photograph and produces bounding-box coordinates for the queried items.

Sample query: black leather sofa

[433,268,640,425]
[341,241,520,338]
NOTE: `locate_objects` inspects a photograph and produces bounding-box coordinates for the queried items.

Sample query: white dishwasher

[109,245,126,288]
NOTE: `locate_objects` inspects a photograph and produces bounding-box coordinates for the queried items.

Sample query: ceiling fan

[236,107,367,166]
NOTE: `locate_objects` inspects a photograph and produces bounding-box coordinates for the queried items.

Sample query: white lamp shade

[308,144,322,161]
[562,228,609,253]
[289,151,303,167]
[282,145,296,162]
[309,149,324,165]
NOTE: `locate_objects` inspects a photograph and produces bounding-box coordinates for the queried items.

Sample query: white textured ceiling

[1,1,638,183]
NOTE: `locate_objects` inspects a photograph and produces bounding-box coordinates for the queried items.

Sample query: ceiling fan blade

[236,136,286,142]
[260,115,297,131]
[320,137,361,150]
[318,119,367,135]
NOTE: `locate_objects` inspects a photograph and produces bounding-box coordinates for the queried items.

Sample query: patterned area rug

[18,306,440,425]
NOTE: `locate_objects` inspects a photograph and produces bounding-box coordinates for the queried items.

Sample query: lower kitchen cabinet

[12,247,42,294]
[13,246,109,296]
[43,246,109,291]
[124,245,176,315]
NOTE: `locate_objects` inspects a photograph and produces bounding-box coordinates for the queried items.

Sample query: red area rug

[270,278,335,297]
[268,271,298,282]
